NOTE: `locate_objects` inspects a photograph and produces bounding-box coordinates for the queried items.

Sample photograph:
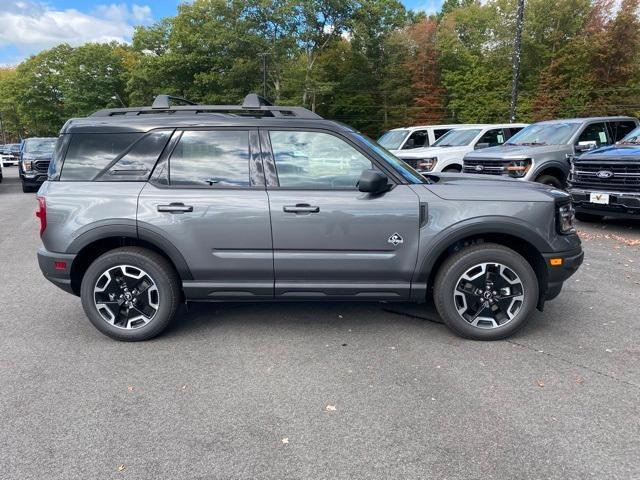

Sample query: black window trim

[259,127,402,191]
[151,126,266,191]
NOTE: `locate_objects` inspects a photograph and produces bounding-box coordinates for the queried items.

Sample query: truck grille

[570,161,640,192]
[34,161,50,173]
[463,158,507,176]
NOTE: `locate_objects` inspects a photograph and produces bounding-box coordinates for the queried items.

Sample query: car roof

[534,116,638,125]
[61,93,355,135]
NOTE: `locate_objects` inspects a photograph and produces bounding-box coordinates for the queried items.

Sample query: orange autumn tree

[404,18,445,125]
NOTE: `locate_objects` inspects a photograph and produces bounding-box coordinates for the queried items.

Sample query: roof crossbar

[90,93,322,119]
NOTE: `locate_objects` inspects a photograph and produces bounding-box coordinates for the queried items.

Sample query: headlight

[506,158,532,178]
[22,160,33,171]
[416,157,437,172]
[557,202,576,234]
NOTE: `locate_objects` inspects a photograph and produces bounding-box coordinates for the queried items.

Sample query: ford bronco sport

[463,117,638,188]
[37,94,583,341]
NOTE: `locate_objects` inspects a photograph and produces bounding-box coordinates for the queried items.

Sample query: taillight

[36,196,47,236]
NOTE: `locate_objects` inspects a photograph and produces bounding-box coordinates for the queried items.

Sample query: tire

[443,165,462,173]
[433,243,539,340]
[22,183,33,193]
[80,247,181,341]
[575,212,604,222]
[535,174,563,189]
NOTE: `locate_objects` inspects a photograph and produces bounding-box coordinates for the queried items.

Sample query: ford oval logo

[596,170,614,179]
[475,165,484,171]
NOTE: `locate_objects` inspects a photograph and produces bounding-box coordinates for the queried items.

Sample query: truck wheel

[443,165,462,173]
[80,247,180,341]
[22,183,33,193]
[575,212,604,222]
[433,243,539,340]
[536,174,563,189]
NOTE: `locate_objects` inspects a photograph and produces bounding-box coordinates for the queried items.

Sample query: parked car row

[0,138,58,192]
[379,116,640,220]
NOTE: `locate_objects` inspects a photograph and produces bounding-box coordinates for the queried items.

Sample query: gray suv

[37,94,583,341]
[463,117,639,188]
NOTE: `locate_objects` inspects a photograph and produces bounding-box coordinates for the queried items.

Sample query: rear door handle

[283,204,320,214]
[157,203,193,214]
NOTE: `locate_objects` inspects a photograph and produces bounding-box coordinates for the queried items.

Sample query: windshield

[378,130,409,150]
[507,122,580,146]
[358,134,426,184]
[617,126,640,145]
[24,138,57,154]
[433,129,481,147]
[9,144,20,152]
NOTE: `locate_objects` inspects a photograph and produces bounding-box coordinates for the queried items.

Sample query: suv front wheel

[80,247,180,341]
[433,243,539,340]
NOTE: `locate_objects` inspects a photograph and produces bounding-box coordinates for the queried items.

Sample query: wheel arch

[67,225,192,296]
[531,161,569,185]
[418,220,550,307]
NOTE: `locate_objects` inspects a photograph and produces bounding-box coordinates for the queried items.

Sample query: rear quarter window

[60,133,143,181]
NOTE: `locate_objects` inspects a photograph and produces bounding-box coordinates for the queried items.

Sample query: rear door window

[477,128,506,147]
[608,121,637,142]
[60,133,142,180]
[577,122,609,148]
[403,130,429,149]
[168,130,251,187]
[433,129,450,141]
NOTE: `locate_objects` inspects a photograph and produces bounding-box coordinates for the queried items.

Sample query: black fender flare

[66,220,193,280]
[530,160,570,181]
[416,216,552,283]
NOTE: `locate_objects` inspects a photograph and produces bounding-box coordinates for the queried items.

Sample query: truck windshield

[507,122,580,146]
[433,129,481,147]
[378,130,409,150]
[359,134,426,184]
[618,126,640,145]
[24,138,57,154]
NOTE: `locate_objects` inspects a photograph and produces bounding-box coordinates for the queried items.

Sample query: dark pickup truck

[568,126,640,221]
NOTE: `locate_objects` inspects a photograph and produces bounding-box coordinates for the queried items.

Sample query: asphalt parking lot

[1,166,639,480]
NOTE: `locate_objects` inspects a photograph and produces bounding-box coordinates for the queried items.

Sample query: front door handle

[157,203,193,214]
[283,203,320,214]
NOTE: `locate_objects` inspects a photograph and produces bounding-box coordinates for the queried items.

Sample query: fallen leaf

[127,385,134,392]
[576,376,584,385]
[536,379,545,388]
[281,437,289,444]
[117,464,126,472]
[325,405,337,412]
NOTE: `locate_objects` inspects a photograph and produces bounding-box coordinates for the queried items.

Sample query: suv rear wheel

[433,243,539,340]
[80,247,180,341]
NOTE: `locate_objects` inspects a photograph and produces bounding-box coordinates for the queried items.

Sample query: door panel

[137,129,273,300]
[268,186,420,299]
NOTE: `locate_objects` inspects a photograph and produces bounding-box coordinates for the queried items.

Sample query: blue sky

[0,0,444,66]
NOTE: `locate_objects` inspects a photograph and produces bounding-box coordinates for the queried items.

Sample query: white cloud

[0,1,154,63]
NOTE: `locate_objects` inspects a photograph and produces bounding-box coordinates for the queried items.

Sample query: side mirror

[575,141,597,153]
[475,142,490,150]
[358,169,389,194]
[403,138,415,149]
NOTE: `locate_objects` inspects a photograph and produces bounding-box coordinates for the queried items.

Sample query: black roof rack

[90,93,322,119]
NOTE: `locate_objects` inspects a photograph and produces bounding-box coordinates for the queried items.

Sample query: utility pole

[258,53,270,98]
[509,0,525,123]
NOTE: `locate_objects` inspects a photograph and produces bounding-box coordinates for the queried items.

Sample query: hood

[424,172,569,202]
[577,144,640,161]
[23,152,53,161]
[395,145,469,159]
[465,143,570,159]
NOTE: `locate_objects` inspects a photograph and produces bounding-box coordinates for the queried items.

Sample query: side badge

[388,233,404,246]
